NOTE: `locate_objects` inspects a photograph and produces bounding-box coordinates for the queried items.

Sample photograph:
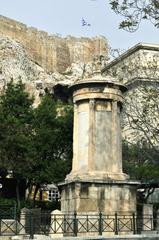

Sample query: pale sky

[0,0,158,53]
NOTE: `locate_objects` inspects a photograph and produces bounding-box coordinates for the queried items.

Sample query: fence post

[29,210,34,239]
[0,211,1,236]
[73,211,78,236]
[15,215,18,235]
[86,215,89,232]
[114,212,118,235]
[13,203,16,219]
[44,212,48,235]
[98,212,103,235]
[64,214,66,234]
[132,213,136,234]
[54,214,57,233]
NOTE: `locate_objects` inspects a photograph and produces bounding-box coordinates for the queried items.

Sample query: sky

[0,0,158,53]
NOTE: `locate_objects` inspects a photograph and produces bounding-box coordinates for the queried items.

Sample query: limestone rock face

[0,16,108,106]
[0,15,108,73]
[0,34,55,106]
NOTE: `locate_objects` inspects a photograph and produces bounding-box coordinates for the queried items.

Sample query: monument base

[59,179,139,214]
[65,170,129,181]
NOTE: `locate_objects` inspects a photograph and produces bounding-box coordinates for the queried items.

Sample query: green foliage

[123,140,159,203]
[123,84,159,149]
[0,81,73,208]
[123,140,159,181]
[0,80,34,177]
[0,198,17,217]
[29,95,73,185]
[109,0,159,32]
[20,199,60,211]
[0,197,16,206]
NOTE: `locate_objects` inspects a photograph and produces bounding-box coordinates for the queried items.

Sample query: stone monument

[59,72,139,215]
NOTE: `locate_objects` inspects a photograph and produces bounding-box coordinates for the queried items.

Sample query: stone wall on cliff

[0,33,108,107]
[0,15,108,73]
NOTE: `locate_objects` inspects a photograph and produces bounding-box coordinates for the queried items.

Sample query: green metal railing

[0,210,158,238]
[0,204,16,219]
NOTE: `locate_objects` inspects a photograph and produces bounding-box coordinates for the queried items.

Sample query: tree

[0,81,73,207]
[0,80,35,208]
[27,94,73,202]
[108,46,126,59]
[122,140,159,202]
[123,141,159,181]
[109,0,159,32]
[122,82,159,202]
[123,82,159,147]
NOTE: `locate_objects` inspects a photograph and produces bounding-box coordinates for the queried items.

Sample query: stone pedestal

[49,210,63,238]
[60,180,137,215]
[142,204,153,231]
[19,208,27,234]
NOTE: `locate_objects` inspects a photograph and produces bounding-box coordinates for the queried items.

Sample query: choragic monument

[59,72,139,215]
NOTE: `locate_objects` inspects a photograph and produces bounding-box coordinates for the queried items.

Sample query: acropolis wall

[0,15,108,73]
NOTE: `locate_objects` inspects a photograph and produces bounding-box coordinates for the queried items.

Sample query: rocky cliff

[0,15,108,106]
[0,15,108,73]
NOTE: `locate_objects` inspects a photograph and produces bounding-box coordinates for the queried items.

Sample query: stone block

[60,181,137,215]
[49,210,63,238]
[142,204,153,231]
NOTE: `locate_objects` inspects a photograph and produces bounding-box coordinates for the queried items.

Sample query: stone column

[72,103,78,172]
[111,100,122,174]
[88,99,95,171]
[66,77,128,181]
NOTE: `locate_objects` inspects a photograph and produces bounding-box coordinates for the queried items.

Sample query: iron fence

[0,204,16,219]
[0,211,158,238]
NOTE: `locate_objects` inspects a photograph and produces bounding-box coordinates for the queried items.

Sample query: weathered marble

[60,180,137,214]
[66,73,128,181]
[59,73,139,216]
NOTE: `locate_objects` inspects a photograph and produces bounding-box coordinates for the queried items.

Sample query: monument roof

[69,72,127,92]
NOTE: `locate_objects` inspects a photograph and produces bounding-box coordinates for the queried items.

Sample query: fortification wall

[0,15,108,73]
